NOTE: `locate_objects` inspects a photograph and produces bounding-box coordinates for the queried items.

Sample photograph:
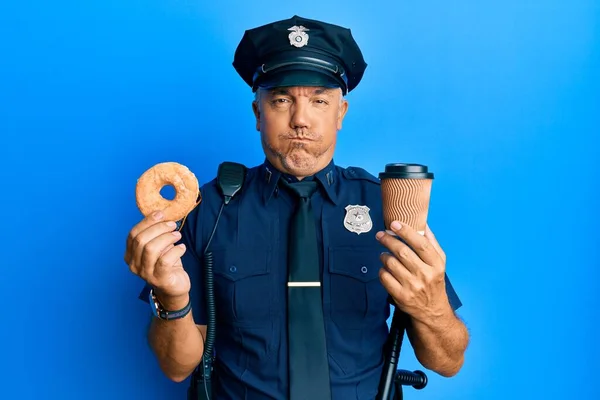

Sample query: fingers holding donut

[125,210,166,266]
[137,225,182,279]
[129,218,179,277]
[126,161,200,299]
[125,215,191,297]
[153,243,188,285]
[136,233,190,298]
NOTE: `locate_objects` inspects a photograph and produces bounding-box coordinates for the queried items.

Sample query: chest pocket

[210,247,273,328]
[328,246,389,329]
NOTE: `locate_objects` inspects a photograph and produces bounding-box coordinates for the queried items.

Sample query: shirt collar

[261,158,339,205]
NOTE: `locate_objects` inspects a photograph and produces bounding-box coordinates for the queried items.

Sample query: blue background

[2,0,598,399]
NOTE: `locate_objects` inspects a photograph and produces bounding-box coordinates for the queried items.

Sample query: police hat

[233,15,367,95]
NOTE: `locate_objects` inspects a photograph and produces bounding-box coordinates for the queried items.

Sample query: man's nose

[290,101,310,130]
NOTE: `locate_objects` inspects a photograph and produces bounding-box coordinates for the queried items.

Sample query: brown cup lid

[379,163,434,179]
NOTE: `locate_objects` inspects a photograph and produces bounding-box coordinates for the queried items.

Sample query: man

[125,15,469,399]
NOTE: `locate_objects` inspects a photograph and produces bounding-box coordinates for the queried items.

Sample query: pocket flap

[329,246,381,283]
[211,248,271,282]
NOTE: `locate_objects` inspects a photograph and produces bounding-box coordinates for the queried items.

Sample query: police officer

[125,15,469,400]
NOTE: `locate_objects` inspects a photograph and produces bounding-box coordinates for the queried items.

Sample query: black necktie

[281,178,331,400]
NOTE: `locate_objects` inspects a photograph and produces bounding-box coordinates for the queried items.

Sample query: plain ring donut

[135,161,200,222]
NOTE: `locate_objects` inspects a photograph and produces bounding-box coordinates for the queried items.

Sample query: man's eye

[273,98,289,104]
[314,99,328,104]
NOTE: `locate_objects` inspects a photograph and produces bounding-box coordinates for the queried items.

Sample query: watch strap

[149,288,192,320]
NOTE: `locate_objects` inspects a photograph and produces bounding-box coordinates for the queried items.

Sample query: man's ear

[252,100,260,131]
[337,99,349,130]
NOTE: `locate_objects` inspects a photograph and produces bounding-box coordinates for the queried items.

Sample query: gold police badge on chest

[343,205,373,234]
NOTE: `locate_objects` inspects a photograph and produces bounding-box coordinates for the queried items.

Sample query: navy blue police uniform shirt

[141,158,462,399]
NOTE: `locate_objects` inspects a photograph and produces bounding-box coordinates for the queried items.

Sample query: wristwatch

[149,288,192,320]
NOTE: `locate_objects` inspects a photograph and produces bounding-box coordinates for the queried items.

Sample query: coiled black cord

[196,202,225,400]
[202,250,216,360]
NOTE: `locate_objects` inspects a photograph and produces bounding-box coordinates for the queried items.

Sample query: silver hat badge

[288,25,310,48]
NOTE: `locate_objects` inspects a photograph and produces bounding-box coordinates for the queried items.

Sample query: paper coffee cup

[379,163,434,236]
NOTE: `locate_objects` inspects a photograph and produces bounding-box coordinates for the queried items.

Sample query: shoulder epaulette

[342,166,380,185]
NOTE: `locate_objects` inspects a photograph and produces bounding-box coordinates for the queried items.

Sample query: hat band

[261,56,343,76]
[253,56,348,94]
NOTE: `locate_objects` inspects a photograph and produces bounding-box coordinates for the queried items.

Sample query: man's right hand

[125,210,191,310]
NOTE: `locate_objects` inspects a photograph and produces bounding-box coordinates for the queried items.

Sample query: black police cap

[233,15,367,95]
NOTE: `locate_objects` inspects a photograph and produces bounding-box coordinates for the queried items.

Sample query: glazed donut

[135,161,200,222]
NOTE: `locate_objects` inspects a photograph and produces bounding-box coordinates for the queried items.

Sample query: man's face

[252,86,349,179]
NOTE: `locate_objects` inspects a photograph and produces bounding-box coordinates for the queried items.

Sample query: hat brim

[254,66,343,92]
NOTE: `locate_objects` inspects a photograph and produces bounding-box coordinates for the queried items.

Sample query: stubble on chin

[263,138,325,176]
[283,143,319,172]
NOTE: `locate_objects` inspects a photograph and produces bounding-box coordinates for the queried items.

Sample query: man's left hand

[376,221,452,322]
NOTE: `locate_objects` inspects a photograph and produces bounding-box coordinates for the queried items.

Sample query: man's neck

[264,157,334,182]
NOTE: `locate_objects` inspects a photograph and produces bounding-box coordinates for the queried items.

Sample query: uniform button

[361,266,368,273]
[229,265,237,273]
